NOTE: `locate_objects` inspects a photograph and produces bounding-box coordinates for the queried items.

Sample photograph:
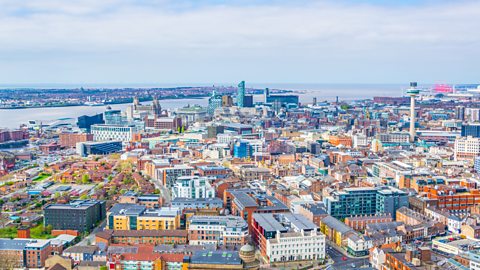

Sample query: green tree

[82,174,90,184]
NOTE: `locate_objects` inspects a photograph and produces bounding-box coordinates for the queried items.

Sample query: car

[351,263,356,268]
[342,256,347,261]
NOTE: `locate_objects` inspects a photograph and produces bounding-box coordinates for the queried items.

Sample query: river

[0,84,406,129]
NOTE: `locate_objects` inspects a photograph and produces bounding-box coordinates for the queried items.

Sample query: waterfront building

[76,141,122,157]
[77,113,104,132]
[91,124,142,142]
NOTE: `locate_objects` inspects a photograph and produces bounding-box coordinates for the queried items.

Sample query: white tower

[407,82,420,143]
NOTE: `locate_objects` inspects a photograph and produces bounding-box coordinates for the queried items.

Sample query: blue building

[324,186,409,220]
[234,141,252,158]
[462,124,480,138]
[77,113,104,132]
[475,156,480,173]
[237,81,245,107]
[76,141,122,157]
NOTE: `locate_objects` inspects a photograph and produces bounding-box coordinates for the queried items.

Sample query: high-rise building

[407,82,420,143]
[207,90,222,115]
[234,141,252,158]
[222,95,233,107]
[243,95,254,107]
[455,106,465,121]
[264,88,270,103]
[237,81,245,107]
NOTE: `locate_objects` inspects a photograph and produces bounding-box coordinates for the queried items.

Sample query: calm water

[0,84,406,128]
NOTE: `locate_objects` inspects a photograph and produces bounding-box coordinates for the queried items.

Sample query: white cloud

[0,0,478,83]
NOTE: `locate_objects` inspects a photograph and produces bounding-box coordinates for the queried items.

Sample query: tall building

[455,106,465,121]
[222,95,233,107]
[237,81,245,108]
[407,82,420,143]
[264,88,270,103]
[104,107,128,125]
[208,90,223,115]
[44,200,106,233]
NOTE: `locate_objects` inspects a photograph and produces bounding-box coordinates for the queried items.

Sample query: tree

[82,174,90,184]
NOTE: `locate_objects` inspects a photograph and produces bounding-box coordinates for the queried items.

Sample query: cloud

[0,0,478,84]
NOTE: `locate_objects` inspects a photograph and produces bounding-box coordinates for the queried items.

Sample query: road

[326,244,370,270]
[150,177,171,205]
[77,219,106,246]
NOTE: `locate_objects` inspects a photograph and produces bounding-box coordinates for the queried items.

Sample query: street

[326,245,370,270]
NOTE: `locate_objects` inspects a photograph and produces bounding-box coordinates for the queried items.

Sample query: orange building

[329,135,353,148]
[422,186,480,211]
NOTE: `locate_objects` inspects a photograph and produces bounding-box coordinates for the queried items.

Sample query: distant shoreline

[0,95,208,110]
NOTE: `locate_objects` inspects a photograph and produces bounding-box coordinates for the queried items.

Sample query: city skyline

[0,0,478,84]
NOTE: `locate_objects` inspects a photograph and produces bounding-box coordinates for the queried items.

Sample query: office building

[252,213,325,263]
[208,91,223,115]
[77,113,104,132]
[243,95,254,108]
[222,95,233,107]
[171,176,215,199]
[188,215,249,246]
[107,204,181,230]
[175,105,208,125]
[104,108,128,125]
[378,132,410,144]
[171,197,224,211]
[91,124,141,142]
[461,124,480,138]
[76,141,122,157]
[234,141,252,158]
[324,186,409,220]
[454,136,480,162]
[455,106,465,121]
[156,165,194,188]
[237,81,245,108]
[44,200,106,233]
[59,132,93,148]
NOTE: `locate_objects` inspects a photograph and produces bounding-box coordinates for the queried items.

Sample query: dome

[240,244,254,253]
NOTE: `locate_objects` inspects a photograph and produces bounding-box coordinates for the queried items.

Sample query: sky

[0,0,478,85]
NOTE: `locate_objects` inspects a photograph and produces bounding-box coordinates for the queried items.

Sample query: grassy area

[32,173,52,182]
[30,223,54,239]
[0,226,17,239]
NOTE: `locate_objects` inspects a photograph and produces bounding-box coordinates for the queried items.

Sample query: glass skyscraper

[237,81,245,107]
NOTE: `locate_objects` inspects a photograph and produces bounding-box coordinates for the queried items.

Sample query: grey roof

[64,245,98,254]
[253,213,318,232]
[321,216,353,234]
[190,250,242,265]
[0,239,30,251]
[231,191,257,208]
[108,204,146,216]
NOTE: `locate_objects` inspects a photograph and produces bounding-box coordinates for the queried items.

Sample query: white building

[171,176,215,199]
[369,247,387,270]
[353,134,368,148]
[378,132,410,144]
[254,213,326,263]
[156,165,194,188]
[454,136,480,162]
[91,124,141,142]
[188,215,248,246]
